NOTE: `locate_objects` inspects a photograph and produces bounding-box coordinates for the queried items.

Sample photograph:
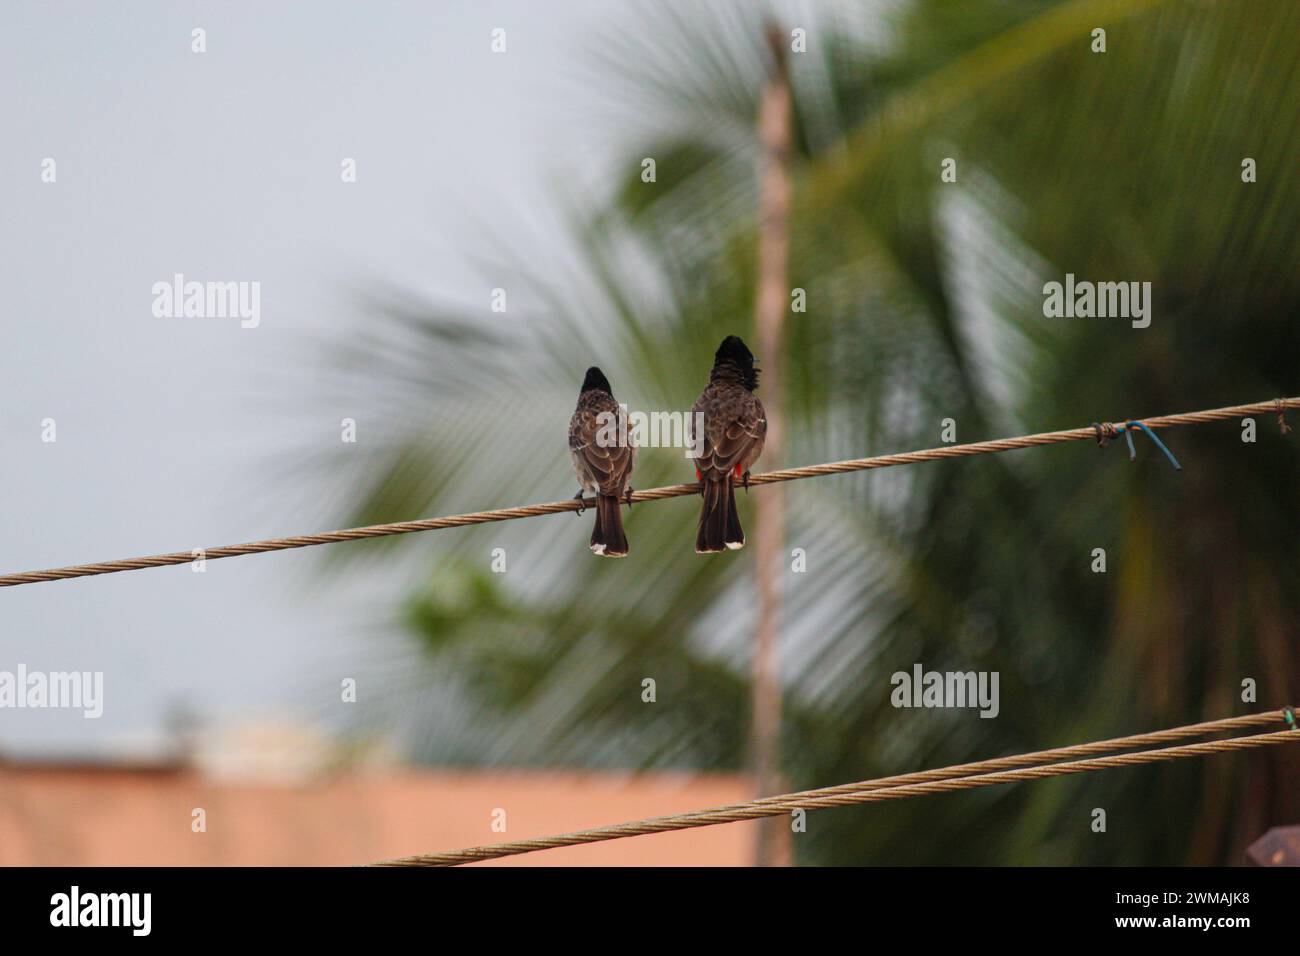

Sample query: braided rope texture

[370,710,1298,866]
[1,396,1294,588]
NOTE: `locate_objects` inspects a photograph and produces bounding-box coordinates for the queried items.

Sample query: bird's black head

[711,335,759,390]
[581,366,613,396]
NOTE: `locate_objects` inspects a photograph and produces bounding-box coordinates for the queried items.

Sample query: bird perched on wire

[569,367,636,557]
[690,336,766,553]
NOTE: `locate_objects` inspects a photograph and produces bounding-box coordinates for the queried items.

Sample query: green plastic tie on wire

[1285,708,1297,731]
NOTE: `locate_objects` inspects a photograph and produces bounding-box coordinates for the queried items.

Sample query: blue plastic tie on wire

[1119,421,1182,471]
[1092,419,1182,471]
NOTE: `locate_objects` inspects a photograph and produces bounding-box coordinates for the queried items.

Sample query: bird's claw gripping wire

[624,486,634,510]
[740,466,752,493]
[1093,420,1182,471]
[572,490,586,516]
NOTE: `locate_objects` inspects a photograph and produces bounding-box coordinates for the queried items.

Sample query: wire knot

[1092,422,1118,448]
[1276,399,1292,435]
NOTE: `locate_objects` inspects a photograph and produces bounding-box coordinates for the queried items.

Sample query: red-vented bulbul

[569,367,636,557]
[690,336,766,553]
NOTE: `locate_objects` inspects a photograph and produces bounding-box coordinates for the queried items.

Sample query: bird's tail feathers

[696,477,744,553]
[591,494,629,557]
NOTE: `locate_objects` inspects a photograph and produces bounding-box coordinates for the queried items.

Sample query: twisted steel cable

[1,396,1294,588]
[371,709,1298,866]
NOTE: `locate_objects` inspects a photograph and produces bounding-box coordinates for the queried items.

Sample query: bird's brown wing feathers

[569,400,635,495]
[694,390,767,480]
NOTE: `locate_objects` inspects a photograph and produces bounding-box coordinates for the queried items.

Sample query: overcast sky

[0,0,659,757]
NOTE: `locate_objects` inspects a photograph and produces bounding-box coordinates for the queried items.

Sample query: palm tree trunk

[751,24,792,868]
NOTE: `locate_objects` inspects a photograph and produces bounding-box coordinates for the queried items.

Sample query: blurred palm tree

[311,0,1300,864]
